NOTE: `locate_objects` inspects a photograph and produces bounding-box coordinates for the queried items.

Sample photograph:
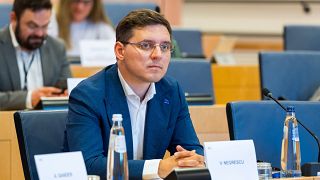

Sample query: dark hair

[116,9,172,42]
[12,0,52,20]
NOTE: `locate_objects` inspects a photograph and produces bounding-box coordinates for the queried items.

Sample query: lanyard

[22,52,36,90]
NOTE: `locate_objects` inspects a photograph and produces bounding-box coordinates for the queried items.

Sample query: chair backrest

[14,110,68,180]
[0,4,12,29]
[172,29,204,58]
[166,58,214,105]
[104,2,159,27]
[284,25,320,51]
[259,51,320,100]
[226,101,320,169]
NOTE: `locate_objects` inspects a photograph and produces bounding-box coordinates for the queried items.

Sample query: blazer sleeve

[55,39,71,89]
[167,82,204,156]
[67,84,107,177]
[0,91,27,110]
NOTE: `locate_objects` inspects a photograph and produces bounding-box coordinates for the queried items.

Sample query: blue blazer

[65,64,203,179]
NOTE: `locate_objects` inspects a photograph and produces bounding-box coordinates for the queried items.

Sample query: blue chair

[166,58,214,105]
[259,51,320,100]
[0,4,12,29]
[284,25,320,51]
[172,29,204,58]
[104,2,159,27]
[226,101,320,169]
[14,110,68,180]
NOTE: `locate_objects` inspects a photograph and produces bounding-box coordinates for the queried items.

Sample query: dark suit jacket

[66,64,203,179]
[0,27,71,110]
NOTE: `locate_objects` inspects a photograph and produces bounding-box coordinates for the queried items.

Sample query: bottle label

[109,134,116,147]
[115,135,127,153]
[292,127,300,141]
[283,126,288,138]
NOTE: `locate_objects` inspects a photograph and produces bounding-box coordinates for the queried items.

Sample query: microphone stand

[266,94,320,163]
[263,88,320,176]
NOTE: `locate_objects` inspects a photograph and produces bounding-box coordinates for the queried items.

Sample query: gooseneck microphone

[262,88,320,176]
[262,88,287,111]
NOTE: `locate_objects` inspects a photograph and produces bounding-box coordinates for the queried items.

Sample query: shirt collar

[118,68,156,102]
[9,23,20,49]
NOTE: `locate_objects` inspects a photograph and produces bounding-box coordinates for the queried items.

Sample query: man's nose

[150,45,162,59]
[34,28,46,37]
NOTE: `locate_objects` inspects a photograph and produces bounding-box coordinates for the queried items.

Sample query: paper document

[80,39,116,67]
[67,78,85,95]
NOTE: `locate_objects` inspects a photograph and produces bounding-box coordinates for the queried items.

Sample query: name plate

[204,140,258,180]
[35,151,87,180]
[80,40,116,67]
[67,78,85,95]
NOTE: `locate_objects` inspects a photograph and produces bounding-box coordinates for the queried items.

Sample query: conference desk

[0,111,24,179]
[282,178,320,180]
[70,65,102,78]
[211,64,261,104]
[189,104,229,143]
[0,105,228,180]
[2,106,317,180]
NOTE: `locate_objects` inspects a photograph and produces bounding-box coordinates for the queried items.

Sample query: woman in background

[56,0,115,56]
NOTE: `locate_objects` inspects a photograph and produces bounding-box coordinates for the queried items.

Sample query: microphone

[301,1,311,14]
[262,88,320,176]
[262,88,286,111]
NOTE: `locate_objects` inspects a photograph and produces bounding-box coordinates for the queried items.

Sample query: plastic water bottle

[107,114,129,180]
[280,106,302,177]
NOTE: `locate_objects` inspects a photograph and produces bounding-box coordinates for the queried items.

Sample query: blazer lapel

[1,28,21,89]
[40,44,53,86]
[143,83,172,159]
[104,65,134,160]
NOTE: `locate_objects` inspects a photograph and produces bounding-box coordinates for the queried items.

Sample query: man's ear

[10,12,17,28]
[114,41,125,61]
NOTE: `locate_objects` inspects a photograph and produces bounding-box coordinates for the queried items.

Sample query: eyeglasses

[71,0,93,5]
[26,22,48,32]
[122,41,174,53]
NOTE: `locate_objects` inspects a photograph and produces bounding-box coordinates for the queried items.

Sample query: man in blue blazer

[66,9,204,179]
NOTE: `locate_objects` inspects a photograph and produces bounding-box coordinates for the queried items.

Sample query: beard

[15,23,46,51]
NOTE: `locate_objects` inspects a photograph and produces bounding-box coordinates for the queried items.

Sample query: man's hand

[175,145,205,167]
[31,87,65,107]
[61,89,68,96]
[158,153,179,178]
[158,145,205,178]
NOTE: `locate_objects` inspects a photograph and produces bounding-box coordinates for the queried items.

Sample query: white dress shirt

[9,24,43,109]
[118,69,162,179]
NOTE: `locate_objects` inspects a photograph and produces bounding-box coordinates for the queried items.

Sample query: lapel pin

[164,98,170,104]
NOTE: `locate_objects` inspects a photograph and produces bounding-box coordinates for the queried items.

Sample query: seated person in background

[47,8,59,37]
[56,0,115,57]
[0,0,71,111]
[65,9,204,179]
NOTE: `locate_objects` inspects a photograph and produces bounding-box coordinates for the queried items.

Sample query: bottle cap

[112,114,123,121]
[286,106,295,112]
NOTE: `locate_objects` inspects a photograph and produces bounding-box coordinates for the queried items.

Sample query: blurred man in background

[0,0,71,110]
